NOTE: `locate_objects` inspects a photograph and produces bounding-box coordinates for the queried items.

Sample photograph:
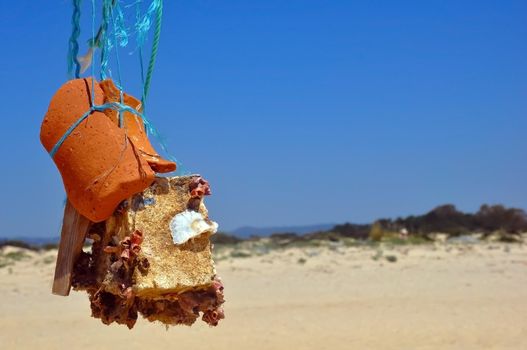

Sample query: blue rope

[67,0,82,78]
[133,0,184,172]
[136,0,185,173]
[114,3,129,47]
[49,101,146,159]
[68,0,163,110]
[61,0,185,174]
[107,2,126,126]
[99,0,112,80]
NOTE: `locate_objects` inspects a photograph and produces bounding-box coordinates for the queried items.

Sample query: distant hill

[230,224,336,238]
[0,236,58,246]
[2,203,525,245]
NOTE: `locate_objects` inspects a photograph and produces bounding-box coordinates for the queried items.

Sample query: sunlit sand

[1,240,526,350]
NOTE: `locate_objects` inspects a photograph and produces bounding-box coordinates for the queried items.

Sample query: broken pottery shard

[72,175,224,329]
[98,79,177,173]
[40,78,155,223]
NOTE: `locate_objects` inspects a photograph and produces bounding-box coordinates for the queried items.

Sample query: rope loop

[61,0,183,172]
[49,101,145,159]
[67,0,82,78]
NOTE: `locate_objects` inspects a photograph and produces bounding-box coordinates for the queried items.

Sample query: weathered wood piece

[52,200,91,296]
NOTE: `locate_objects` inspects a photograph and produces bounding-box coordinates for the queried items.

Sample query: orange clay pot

[99,79,176,173]
[40,78,155,222]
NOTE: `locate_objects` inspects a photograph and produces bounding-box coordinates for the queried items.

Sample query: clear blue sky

[0,0,526,237]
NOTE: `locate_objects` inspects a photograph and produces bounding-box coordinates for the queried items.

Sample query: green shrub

[385,255,398,263]
[4,251,30,261]
[230,250,252,258]
[369,222,384,242]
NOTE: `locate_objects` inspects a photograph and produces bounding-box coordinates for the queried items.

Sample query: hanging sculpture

[39,0,224,329]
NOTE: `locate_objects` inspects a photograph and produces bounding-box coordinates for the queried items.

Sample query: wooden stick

[52,200,91,296]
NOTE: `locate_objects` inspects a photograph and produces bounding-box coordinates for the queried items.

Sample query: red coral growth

[85,228,225,329]
[120,249,130,260]
[92,230,147,329]
[177,277,225,326]
[130,230,143,254]
[136,276,225,327]
[202,308,224,326]
[200,277,225,326]
[90,289,138,329]
[130,230,143,245]
[104,230,143,263]
[189,177,211,198]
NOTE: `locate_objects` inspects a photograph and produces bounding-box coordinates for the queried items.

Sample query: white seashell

[169,210,218,245]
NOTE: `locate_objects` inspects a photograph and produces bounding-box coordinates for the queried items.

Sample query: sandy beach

[1,241,526,350]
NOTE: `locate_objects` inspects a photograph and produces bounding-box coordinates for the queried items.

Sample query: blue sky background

[0,0,526,237]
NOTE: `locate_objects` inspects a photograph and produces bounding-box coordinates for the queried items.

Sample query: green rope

[63,0,184,173]
[141,0,163,113]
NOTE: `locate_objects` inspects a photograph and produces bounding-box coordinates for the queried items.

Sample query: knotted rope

[53,0,182,173]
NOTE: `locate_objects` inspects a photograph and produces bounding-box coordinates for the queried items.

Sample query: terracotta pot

[40,78,155,222]
[99,79,176,173]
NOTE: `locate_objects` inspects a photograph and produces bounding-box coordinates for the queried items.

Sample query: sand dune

[0,242,526,350]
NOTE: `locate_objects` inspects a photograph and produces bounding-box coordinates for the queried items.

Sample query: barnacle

[189,177,211,198]
[103,230,144,263]
[169,210,218,245]
[202,308,224,326]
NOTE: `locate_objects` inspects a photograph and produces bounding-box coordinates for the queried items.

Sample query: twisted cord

[67,0,82,78]
[108,1,126,126]
[60,0,184,174]
[49,101,145,159]
[141,0,163,111]
[100,0,112,80]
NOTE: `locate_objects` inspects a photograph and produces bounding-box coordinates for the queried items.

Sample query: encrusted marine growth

[189,176,211,198]
[139,277,225,326]
[71,175,224,329]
